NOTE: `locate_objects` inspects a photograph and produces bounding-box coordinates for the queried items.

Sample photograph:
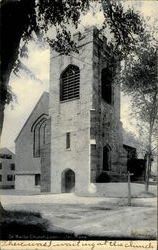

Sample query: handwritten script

[0,240,156,250]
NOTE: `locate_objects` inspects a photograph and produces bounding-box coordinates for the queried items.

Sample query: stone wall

[15,174,40,191]
[49,27,127,194]
[15,92,49,190]
[49,29,95,194]
[40,118,51,192]
[90,28,127,183]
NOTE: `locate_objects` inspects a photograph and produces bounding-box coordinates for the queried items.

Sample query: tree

[0,0,145,140]
[120,46,158,192]
[0,0,90,139]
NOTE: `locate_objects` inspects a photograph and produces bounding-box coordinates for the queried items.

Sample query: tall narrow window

[31,114,48,158]
[66,132,70,149]
[60,65,80,101]
[101,68,113,104]
[0,175,2,182]
[35,174,41,186]
[34,125,41,157]
[43,124,46,145]
[0,163,2,169]
[7,175,13,181]
[10,163,15,170]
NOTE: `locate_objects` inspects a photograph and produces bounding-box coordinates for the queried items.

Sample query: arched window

[101,68,113,104]
[60,65,80,101]
[31,114,48,158]
[103,144,111,171]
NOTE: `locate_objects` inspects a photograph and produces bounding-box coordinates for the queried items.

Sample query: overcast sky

[1,1,157,153]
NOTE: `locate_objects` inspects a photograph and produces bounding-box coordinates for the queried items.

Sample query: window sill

[102,99,114,106]
[66,148,71,151]
[60,97,80,103]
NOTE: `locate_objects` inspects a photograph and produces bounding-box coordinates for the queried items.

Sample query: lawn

[0,208,76,240]
[0,183,157,240]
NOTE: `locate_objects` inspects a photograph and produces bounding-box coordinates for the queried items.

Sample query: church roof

[15,91,49,142]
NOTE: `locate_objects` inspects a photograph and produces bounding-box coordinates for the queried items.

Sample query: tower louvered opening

[60,65,80,101]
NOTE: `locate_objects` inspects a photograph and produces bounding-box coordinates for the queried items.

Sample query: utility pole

[127,171,134,206]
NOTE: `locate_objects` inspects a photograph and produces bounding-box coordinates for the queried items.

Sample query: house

[15,27,129,194]
[0,148,15,189]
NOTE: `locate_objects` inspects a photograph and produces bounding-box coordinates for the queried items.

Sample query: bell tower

[48,27,126,195]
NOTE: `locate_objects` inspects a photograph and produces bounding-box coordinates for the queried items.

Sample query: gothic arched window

[60,65,80,101]
[101,68,113,104]
[31,114,48,158]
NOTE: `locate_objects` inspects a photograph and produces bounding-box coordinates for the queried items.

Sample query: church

[15,27,131,195]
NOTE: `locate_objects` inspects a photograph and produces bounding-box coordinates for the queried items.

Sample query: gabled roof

[15,91,49,142]
[0,147,15,156]
[123,144,136,151]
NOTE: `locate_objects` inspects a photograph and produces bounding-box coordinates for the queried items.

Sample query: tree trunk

[0,104,5,143]
[0,201,6,218]
[145,153,150,192]
[145,124,153,192]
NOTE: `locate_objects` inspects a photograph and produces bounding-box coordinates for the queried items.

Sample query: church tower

[48,27,126,195]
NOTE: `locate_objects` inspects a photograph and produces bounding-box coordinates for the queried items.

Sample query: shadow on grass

[0,209,75,240]
[0,209,156,240]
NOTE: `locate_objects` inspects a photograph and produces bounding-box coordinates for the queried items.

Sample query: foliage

[0,0,146,104]
[120,35,157,191]
[0,0,153,139]
[0,0,90,136]
[0,0,90,107]
[121,47,157,129]
[101,0,144,60]
[123,127,157,160]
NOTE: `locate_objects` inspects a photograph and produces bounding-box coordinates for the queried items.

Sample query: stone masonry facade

[15,92,49,191]
[15,27,127,194]
[43,27,127,195]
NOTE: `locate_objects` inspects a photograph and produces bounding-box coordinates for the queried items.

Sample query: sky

[1,0,158,153]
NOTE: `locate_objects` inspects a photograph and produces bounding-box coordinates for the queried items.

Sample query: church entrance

[61,169,75,193]
[103,145,111,171]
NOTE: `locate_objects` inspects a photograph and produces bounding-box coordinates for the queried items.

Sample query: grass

[0,208,75,240]
[0,201,156,240]
[1,208,141,240]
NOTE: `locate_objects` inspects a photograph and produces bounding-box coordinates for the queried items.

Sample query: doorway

[103,145,111,171]
[61,169,75,193]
